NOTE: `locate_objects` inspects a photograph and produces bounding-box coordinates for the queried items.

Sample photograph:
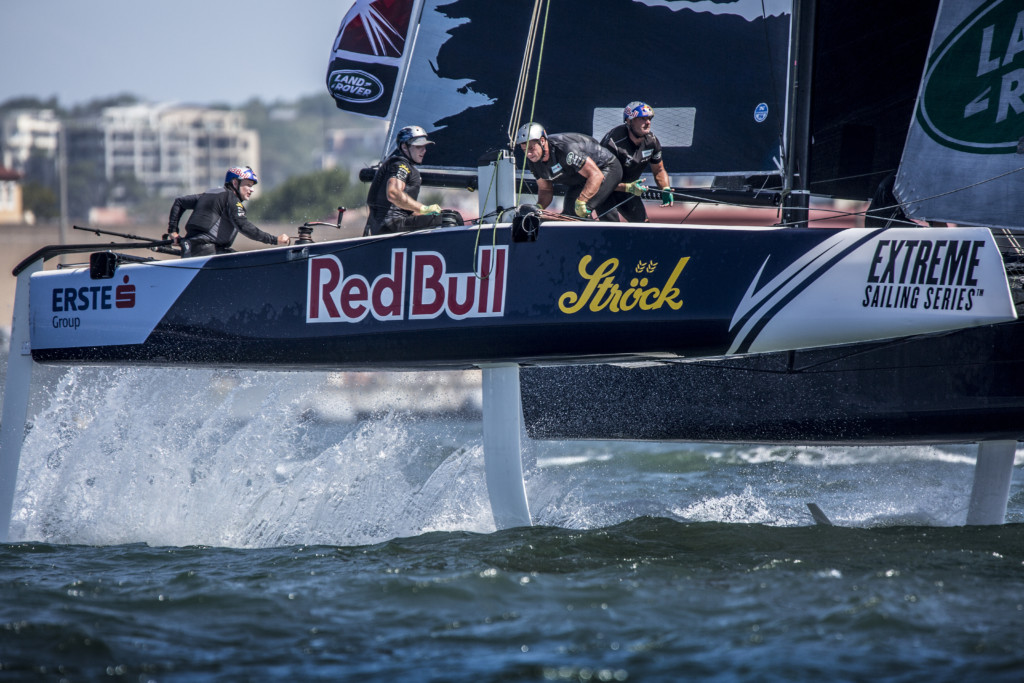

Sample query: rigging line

[526,0,551,140]
[803,165,1020,194]
[508,0,544,145]
[661,186,936,227]
[516,0,552,206]
[804,166,1024,224]
[999,227,1024,255]
[134,232,405,272]
[679,202,700,224]
[777,214,909,229]
[512,4,542,201]
[509,2,540,196]
[141,204,572,275]
[900,165,1024,210]
[515,141,532,205]
[751,175,784,217]
[594,194,638,220]
[809,168,897,186]
[772,205,921,229]
[512,0,544,137]
[665,190,782,211]
[814,165,1024,228]
[471,158,502,281]
[536,208,585,222]
[655,190,887,228]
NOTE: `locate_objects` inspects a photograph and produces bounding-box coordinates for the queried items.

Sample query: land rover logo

[918,0,1024,153]
[328,70,384,104]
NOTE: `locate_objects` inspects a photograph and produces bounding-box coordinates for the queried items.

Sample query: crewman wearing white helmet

[515,122,622,219]
[364,125,463,235]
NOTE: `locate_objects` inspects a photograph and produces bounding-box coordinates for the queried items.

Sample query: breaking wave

[8,366,1021,547]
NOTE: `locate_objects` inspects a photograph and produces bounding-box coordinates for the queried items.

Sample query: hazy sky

[0,0,357,107]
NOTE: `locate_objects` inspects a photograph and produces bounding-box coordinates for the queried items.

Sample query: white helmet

[515,122,546,145]
[397,125,433,147]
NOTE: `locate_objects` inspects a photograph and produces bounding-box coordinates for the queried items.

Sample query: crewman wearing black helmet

[363,125,464,235]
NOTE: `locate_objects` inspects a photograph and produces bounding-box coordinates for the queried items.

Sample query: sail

[807,0,939,201]
[371,0,792,176]
[326,0,422,118]
[897,0,1024,229]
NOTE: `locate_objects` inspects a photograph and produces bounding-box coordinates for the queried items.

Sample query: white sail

[897,0,1024,229]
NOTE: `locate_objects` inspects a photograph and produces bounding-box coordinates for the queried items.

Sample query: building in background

[65,104,260,198]
[0,109,60,172]
[321,124,387,179]
[0,109,61,192]
[0,105,261,222]
[0,165,22,224]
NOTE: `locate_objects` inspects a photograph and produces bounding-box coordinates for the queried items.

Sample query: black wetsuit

[364,150,444,235]
[168,186,278,257]
[600,124,665,222]
[526,133,622,217]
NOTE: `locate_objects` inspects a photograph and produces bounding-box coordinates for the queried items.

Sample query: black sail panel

[380,0,792,176]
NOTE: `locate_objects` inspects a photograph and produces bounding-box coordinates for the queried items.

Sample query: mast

[782,0,815,227]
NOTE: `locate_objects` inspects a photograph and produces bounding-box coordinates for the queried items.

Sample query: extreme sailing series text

[863,238,985,310]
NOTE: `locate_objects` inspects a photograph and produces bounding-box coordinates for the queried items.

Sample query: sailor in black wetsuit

[363,125,463,235]
[168,166,290,258]
[599,101,675,222]
[515,122,622,219]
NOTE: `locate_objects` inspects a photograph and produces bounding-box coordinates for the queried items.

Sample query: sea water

[1,365,1022,681]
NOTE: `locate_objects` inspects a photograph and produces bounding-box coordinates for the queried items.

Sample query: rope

[507,0,545,145]
[525,0,551,139]
[901,164,1024,211]
[631,161,1024,230]
[470,1,550,282]
[471,158,502,280]
[823,165,1024,230]
[594,195,633,220]
[507,0,552,204]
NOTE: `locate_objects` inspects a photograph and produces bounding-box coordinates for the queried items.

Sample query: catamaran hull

[521,318,1024,445]
[28,224,1017,376]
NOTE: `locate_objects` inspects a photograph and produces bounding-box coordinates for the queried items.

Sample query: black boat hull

[28,224,1016,374]
[521,319,1024,445]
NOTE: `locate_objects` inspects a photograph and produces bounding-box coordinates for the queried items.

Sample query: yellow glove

[625,179,648,196]
[660,188,675,206]
[574,199,591,218]
[419,204,441,216]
